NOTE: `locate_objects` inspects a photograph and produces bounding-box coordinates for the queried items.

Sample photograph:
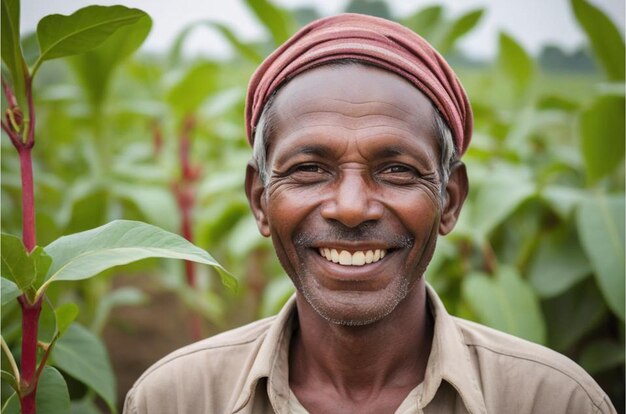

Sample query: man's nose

[320,170,384,228]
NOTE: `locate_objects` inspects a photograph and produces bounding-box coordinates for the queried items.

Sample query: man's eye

[295,164,325,174]
[381,165,416,175]
[384,165,411,173]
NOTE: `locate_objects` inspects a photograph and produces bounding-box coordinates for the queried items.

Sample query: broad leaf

[464,167,535,241]
[69,14,151,110]
[498,32,534,97]
[543,279,606,352]
[55,303,79,337]
[53,324,116,412]
[438,9,484,54]
[1,233,34,290]
[579,95,625,183]
[91,287,147,334]
[0,370,18,392]
[463,267,546,344]
[1,0,27,109]
[167,61,221,114]
[577,194,625,320]
[41,220,234,294]
[529,226,592,298]
[112,184,179,233]
[1,278,20,305]
[540,185,586,219]
[571,0,625,81]
[401,5,443,41]
[1,393,18,414]
[244,0,295,45]
[36,366,70,414]
[580,339,625,374]
[34,5,147,75]
[169,21,262,67]
[344,0,392,20]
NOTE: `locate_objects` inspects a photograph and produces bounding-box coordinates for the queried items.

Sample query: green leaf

[1,0,27,109]
[579,95,625,183]
[498,32,534,96]
[36,366,70,414]
[465,168,535,241]
[70,398,101,414]
[579,339,625,374]
[1,233,34,290]
[543,278,606,351]
[31,246,52,289]
[52,324,116,412]
[244,0,295,45]
[35,5,148,74]
[69,13,151,110]
[401,5,443,41]
[1,278,20,305]
[1,393,19,414]
[112,184,179,233]
[91,287,147,334]
[41,220,235,294]
[529,226,592,298]
[167,61,221,114]
[169,21,262,66]
[540,186,586,219]
[463,266,546,344]
[571,0,625,81]
[577,194,625,320]
[0,370,18,392]
[438,9,484,54]
[54,303,79,337]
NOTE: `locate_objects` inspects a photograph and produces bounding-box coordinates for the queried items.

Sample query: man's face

[247,64,465,326]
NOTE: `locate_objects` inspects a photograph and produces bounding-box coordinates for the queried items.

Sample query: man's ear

[439,161,468,235]
[245,161,271,237]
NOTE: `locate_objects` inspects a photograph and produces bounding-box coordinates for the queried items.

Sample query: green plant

[0,3,234,413]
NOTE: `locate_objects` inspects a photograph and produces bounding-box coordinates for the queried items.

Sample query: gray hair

[251,65,457,198]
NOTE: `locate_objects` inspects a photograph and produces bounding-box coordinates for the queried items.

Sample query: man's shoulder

[137,315,275,382]
[454,316,611,410]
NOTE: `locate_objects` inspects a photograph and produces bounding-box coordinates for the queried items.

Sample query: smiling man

[124,14,615,414]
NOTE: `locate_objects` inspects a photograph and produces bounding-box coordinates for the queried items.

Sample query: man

[124,14,615,414]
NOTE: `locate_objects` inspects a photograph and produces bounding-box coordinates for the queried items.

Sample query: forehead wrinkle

[328,97,414,117]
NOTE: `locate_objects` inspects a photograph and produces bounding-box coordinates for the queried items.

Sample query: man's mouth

[318,248,387,266]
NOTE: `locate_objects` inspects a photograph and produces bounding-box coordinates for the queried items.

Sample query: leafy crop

[1,0,623,412]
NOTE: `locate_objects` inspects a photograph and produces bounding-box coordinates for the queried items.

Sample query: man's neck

[289,282,433,403]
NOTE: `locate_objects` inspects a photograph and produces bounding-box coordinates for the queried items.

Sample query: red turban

[245,13,473,155]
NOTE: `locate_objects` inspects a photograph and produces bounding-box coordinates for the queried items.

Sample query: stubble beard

[295,267,412,327]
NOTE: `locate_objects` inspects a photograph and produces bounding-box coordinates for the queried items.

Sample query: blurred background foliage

[2,0,624,411]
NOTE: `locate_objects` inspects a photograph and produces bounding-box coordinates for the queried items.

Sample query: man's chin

[298,280,410,327]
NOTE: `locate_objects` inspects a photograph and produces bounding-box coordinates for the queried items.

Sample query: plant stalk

[18,145,37,252]
[18,295,43,414]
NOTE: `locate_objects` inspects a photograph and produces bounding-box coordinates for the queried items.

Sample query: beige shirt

[124,286,616,414]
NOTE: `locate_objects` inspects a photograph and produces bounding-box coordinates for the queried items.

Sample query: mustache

[294,222,414,248]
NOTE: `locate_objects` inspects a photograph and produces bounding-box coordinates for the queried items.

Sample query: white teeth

[319,248,388,266]
[352,251,365,266]
[339,251,351,265]
[373,250,381,261]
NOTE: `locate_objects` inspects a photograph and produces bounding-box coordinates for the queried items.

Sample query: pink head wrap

[245,13,473,155]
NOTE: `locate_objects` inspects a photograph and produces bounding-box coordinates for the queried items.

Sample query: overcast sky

[22,0,625,60]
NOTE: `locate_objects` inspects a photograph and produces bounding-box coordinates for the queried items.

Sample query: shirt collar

[231,295,297,413]
[420,284,487,414]
[232,285,487,414]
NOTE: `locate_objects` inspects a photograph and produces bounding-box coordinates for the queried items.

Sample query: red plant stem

[18,295,43,414]
[174,116,204,340]
[18,146,37,252]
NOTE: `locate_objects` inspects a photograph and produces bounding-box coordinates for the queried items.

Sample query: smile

[318,248,387,266]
